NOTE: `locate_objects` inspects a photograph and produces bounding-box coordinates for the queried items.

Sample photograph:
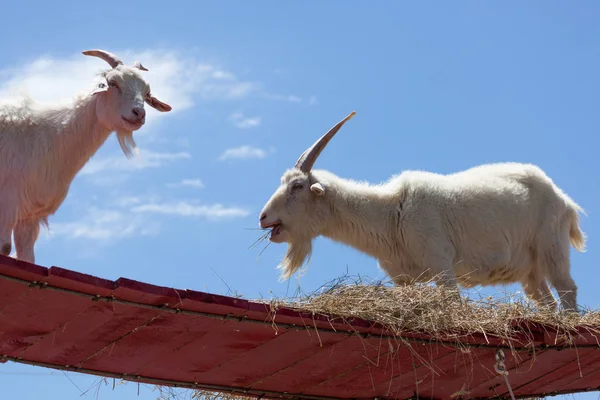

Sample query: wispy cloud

[81,150,191,176]
[262,93,302,103]
[229,112,262,129]
[132,201,249,220]
[49,208,158,240]
[48,195,249,243]
[218,145,269,161]
[113,196,145,207]
[167,179,205,189]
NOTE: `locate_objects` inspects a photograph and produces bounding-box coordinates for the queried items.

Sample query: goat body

[259,113,586,312]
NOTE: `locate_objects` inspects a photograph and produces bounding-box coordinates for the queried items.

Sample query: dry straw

[266,275,600,347]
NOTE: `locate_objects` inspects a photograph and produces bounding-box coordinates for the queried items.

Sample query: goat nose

[132,107,146,120]
[260,213,267,221]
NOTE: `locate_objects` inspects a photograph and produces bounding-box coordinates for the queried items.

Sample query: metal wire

[494,349,516,400]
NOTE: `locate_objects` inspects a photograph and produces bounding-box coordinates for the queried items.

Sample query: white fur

[0,52,171,264]
[260,162,586,312]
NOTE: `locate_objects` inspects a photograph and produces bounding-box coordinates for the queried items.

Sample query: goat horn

[82,49,124,69]
[133,61,149,71]
[295,111,356,172]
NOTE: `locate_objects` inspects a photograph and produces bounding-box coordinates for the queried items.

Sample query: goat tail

[565,198,587,252]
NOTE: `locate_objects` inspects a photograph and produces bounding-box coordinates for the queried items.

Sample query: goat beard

[279,236,312,281]
[117,130,139,159]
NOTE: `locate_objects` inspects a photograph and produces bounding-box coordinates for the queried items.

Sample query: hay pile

[266,276,600,346]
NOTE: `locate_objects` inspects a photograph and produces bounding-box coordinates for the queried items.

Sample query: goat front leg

[14,219,40,264]
[426,250,461,302]
[0,199,17,257]
[433,268,462,301]
[378,260,415,286]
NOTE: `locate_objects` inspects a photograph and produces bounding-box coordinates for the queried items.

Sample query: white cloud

[49,208,158,240]
[263,93,302,103]
[132,201,249,220]
[229,112,262,129]
[48,194,249,243]
[168,179,204,189]
[112,196,144,207]
[81,150,191,176]
[218,145,269,161]
[0,48,306,121]
[0,51,249,113]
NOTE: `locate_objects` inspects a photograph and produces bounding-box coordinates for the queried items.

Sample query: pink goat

[0,49,172,263]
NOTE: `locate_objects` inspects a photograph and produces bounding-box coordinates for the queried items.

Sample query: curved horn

[82,49,123,69]
[133,61,149,71]
[295,111,356,172]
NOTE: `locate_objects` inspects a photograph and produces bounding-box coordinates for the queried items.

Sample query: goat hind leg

[14,219,40,264]
[544,243,578,313]
[550,273,578,313]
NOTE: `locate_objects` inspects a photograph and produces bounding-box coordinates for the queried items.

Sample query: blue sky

[1,1,599,399]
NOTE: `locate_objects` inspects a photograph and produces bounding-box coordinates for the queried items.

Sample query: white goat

[0,49,172,263]
[259,112,586,312]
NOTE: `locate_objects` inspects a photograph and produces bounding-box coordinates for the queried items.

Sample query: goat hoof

[1,243,11,256]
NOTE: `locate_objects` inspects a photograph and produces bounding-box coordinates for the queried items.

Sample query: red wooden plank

[0,277,31,312]
[559,359,600,394]
[73,307,166,371]
[46,266,114,297]
[179,289,254,320]
[492,348,598,398]
[137,320,283,384]
[0,255,47,282]
[270,306,381,333]
[73,312,189,375]
[135,316,241,380]
[512,348,600,396]
[363,342,459,399]
[449,348,536,399]
[252,334,390,394]
[306,339,455,398]
[18,301,154,367]
[113,278,186,306]
[0,286,94,356]
[404,347,499,399]
[79,312,247,377]
[195,328,346,388]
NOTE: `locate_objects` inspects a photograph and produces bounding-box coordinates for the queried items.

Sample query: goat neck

[50,95,113,179]
[317,172,401,259]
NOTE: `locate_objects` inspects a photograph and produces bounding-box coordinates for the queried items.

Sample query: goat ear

[91,81,109,95]
[310,182,326,196]
[145,95,172,112]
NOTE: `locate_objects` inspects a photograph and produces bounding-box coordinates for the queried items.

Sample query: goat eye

[291,183,304,192]
[108,81,118,88]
